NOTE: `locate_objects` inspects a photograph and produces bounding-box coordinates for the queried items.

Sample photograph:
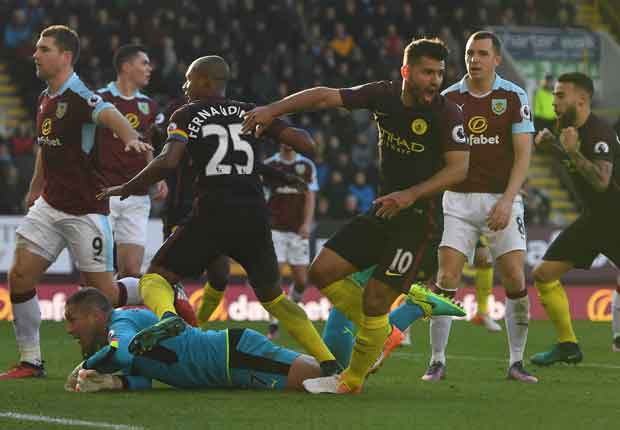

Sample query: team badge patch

[154,112,165,125]
[138,102,150,115]
[87,94,103,107]
[167,122,177,134]
[411,118,428,135]
[520,104,531,121]
[55,102,67,119]
[295,164,306,175]
[491,98,507,116]
[594,141,610,154]
[451,124,467,144]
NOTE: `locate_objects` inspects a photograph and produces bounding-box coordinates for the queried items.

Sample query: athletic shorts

[325,204,442,291]
[228,328,299,390]
[543,213,620,269]
[152,207,279,290]
[16,196,113,272]
[272,230,310,266]
[440,191,526,262]
[109,195,150,246]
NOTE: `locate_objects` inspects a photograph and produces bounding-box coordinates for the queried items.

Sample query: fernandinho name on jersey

[185,104,247,138]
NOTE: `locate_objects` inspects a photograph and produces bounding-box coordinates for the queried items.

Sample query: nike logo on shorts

[384,270,403,277]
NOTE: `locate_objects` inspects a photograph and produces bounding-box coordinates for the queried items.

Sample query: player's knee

[532,264,553,284]
[8,264,33,293]
[308,264,329,290]
[501,271,525,294]
[437,269,460,291]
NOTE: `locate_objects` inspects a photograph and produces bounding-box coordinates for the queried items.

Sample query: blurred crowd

[0,0,574,221]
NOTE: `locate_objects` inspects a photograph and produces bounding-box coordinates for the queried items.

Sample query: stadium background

[0,0,618,324]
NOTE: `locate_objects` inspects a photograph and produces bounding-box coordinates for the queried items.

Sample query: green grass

[1,319,619,430]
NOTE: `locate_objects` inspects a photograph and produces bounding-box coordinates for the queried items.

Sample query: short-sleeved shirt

[339,80,468,212]
[165,97,287,216]
[96,82,159,194]
[557,113,620,215]
[263,152,319,232]
[442,74,534,193]
[36,72,113,215]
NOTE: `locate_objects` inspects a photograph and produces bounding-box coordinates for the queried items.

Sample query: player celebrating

[243,38,470,394]
[531,72,620,364]
[420,31,536,383]
[0,25,151,380]
[63,288,321,393]
[96,44,168,279]
[263,144,318,339]
[97,55,339,373]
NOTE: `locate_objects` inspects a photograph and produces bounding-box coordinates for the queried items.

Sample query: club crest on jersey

[491,98,507,116]
[55,102,67,119]
[411,118,428,135]
[295,164,306,175]
[138,102,150,115]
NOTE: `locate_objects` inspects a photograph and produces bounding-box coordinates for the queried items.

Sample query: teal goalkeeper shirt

[84,309,230,389]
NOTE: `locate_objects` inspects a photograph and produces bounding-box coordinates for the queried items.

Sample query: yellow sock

[341,314,390,390]
[197,282,224,328]
[475,267,494,315]
[262,293,335,363]
[321,278,364,326]
[535,280,577,343]
[139,273,176,319]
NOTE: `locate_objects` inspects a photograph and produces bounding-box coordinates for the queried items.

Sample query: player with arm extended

[97,56,339,374]
[63,288,320,393]
[0,25,151,380]
[530,72,620,364]
[243,38,470,394]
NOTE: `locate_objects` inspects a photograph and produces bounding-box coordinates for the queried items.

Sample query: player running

[531,72,620,364]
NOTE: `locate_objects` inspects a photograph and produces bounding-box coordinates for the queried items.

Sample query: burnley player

[263,144,318,339]
[0,25,151,380]
[243,38,470,394]
[97,44,168,280]
[418,31,536,383]
[531,72,620,364]
[97,55,339,373]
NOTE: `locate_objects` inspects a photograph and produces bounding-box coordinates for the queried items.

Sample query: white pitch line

[0,412,144,430]
[391,351,620,370]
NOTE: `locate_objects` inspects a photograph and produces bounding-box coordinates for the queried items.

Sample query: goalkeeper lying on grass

[64,288,320,393]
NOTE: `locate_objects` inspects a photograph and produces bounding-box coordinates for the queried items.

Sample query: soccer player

[96,44,168,279]
[0,25,151,380]
[421,31,536,383]
[263,144,318,339]
[97,55,339,374]
[530,72,620,364]
[243,38,470,394]
[63,288,321,392]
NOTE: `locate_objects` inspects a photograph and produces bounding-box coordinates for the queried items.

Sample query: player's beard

[408,81,437,105]
[559,105,577,128]
[81,332,108,359]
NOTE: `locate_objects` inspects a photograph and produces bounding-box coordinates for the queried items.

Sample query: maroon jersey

[263,153,319,232]
[36,73,113,215]
[96,82,159,193]
[442,74,535,193]
[340,80,468,212]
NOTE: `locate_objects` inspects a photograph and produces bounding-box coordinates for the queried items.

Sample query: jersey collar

[47,72,79,97]
[458,73,503,95]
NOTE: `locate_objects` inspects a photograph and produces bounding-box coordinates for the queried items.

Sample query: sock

[117,277,143,306]
[389,299,425,332]
[535,280,577,343]
[505,295,530,365]
[262,293,335,363]
[139,273,176,319]
[429,316,452,364]
[197,282,224,324]
[322,308,356,368]
[475,267,493,315]
[341,314,390,389]
[612,290,619,339]
[11,291,42,366]
[288,284,304,303]
[321,278,364,326]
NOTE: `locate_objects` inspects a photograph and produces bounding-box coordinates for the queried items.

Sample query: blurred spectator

[324,170,348,219]
[0,143,19,214]
[329,22,355,58]
[314,151,330,189]
[348,171,375,213]
[342,194,360,218]
[534,74,556,132]
[524,180,551,225]
[315,195,331,221]
[351,134,373,171]
[384,24,403,58]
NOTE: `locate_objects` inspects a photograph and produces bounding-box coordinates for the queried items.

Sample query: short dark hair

[403,37,449,65]
[40,25,80,65]
[468,30,502,55]
[558,72,594,98]
[66,287,113,315]
[113,44,148,74]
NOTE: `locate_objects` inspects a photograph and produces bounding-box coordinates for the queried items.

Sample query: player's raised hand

[559,127,579,153]
[487,197,512,231]
[374,189,417,219]
[124,138,153,153]
[97,185,129,201]
[534,128,555,148]
[242,106,275,137]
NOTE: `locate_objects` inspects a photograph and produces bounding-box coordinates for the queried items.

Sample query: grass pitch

[1,319,619,430]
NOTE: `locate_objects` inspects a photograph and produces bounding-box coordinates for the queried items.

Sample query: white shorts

[16,197,114,272]
[109,195,150,247]
[272,230,310,266]
[440,191,526,263]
